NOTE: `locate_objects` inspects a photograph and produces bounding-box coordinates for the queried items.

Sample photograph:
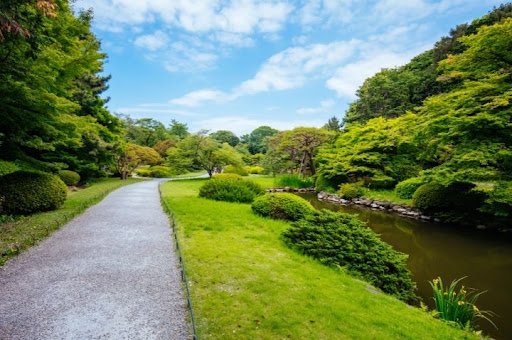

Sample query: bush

[136,168,152,177]
[395,177,426,199]
[224,165,249,176]
[283,210,417,302]
[244,165,265,174]
[199,178,264,203]
[251,193,315,221]
[413,182,486,220]
[0,171,67,215]
[364,175,396,189]
[315,174,337,193]
[212,173,243,180]
[480,181,512,217]
[147,166,173,178]
[0,160,19,177]
[337,182,364,200]
[58,170,81,186]
[275,174,314,189]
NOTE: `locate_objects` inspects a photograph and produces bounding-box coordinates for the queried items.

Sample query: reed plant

[430,277,496,330]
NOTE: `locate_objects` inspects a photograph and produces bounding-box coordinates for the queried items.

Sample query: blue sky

[74,0,502,135]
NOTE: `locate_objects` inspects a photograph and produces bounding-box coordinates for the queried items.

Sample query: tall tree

[248,126,278,154]
[210,130,240,147]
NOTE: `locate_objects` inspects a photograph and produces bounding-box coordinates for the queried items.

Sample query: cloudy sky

[74,0,501,135]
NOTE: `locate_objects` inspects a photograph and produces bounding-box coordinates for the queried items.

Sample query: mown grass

[161,179,475,339]
[0,178,141,265]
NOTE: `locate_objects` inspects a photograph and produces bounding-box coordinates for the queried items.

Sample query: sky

[73,0,502,135]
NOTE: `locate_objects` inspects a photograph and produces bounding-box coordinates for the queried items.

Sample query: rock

[284,187,291,192]
[370,203,379,209]
[420,215,431,220]
[434,218,441,223]
[476,225,487,230]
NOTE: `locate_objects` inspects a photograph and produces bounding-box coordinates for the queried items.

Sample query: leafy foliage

[283,210,417,302]
[58,170,80,186]
[244,165,265,174]
[395,177,426,199]
[337,182,364,200]
[0,160,19,177]
[480,181,512,218]
[224,165,249,176]
[0,170,67,214]
[199,178,263,203]
[251,193,315,221]
[210,130,240,147]
[275,174,314,188]
[247,126,278,154]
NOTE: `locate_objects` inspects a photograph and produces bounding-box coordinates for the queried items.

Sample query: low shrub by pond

[337,182,364,200]
[283,210,417,302]
[199,177,263,203]
[58,170,81,186]
[0,171,67,215]
[395,177,426,199]
[275,174,314,189]
[251,193,315,221]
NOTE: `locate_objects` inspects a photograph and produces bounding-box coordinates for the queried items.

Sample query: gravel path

[0,179,190,340]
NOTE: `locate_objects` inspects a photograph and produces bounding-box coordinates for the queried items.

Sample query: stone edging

[266,187,316,193]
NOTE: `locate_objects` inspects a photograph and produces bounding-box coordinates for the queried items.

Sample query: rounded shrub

[199,178,264,203]
[412,183,445,213]
[337,182,364,200]
[244,165,265,174]
[0,171,67,215]
[251,193,315,221]
[283,210,417,302]
[148,166,172,178]
[224,165,249,176]
[212,173,243,180]
[364,175,396,189]
[58,170,81,186]
[135,168,152,177]
[395,177,426,199]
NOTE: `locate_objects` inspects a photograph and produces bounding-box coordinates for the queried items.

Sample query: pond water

[299,193,512,339]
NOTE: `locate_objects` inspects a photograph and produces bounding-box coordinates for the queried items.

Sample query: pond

[299,193,512,339]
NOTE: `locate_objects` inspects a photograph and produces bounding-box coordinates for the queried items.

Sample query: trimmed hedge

[136,166,173,178]
[251,193,315,221]
[0,171,67,215]
[199,178,264,203]
[212,173,243,180]
[283,210,417,302]
[58,170,80,186]
[337,182,364,200]
[244,165,265,174]
[395,177,426,199]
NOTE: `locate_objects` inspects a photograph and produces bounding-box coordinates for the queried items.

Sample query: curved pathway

[0,180,190,339]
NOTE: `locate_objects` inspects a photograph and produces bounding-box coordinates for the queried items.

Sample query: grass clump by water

[430,277,496,331]
[283,209,417,302]
[160,179,476,339]
[0,178,141,265]
[199,177,264,203]
[275,174,314,188]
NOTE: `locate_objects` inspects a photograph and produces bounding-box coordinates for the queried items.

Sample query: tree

[167,134,242,178]
[153,138,177,157]
[210,130,240,147]
[122,117,169,147]
[323,116,342,132]
[248,126,278,154]
[168,119,189,140]
[115,143,161,179]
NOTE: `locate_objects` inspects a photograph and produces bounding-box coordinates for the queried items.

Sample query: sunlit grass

[161,180,475,339]
[362,188,413,206]
[0,178,141,265]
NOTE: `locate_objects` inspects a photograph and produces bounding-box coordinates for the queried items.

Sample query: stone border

[266,187,316,193]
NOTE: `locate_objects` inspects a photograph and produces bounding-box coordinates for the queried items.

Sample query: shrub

[315,174,337,193]
[212,173,243,180]
[251,193,315,221]
[58,170,81,186]
[395,177,426,199]
[337,182,364,200]
[0,171,67,215]
[224,165,249,176]
[275,174,314,189]
[364,175,396,189]
[413,182,486,220]
[430,277,495,330]
[283,210,417,302]
[0,160,19,177]
[199,178,264,203]
[136,168,152,177]
[479,181,512,218]
[244,165,265,174]
[148,166,173,178]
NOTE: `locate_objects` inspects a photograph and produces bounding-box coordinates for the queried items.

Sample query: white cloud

[134,30,168,51]
[169,89,230,107]
[297,99,336,115]
[299,0,354,28]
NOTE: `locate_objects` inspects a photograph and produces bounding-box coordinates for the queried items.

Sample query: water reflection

[300,194,512,339]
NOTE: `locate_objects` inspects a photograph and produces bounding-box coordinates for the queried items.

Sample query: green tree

[167,134,242,178]
[168,119,189,140]
[248,126,278,154]
[210,130,240,147]
[323,116,342,132]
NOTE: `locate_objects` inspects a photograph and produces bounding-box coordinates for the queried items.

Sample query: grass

[171,170,208,179]
[0,178,141,266]
[160,179,475,339]
[362,188,413,206]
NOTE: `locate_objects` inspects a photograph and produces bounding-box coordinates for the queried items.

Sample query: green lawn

[0,178,141,265]
[160,179,474,339]
[362,188,413,206]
